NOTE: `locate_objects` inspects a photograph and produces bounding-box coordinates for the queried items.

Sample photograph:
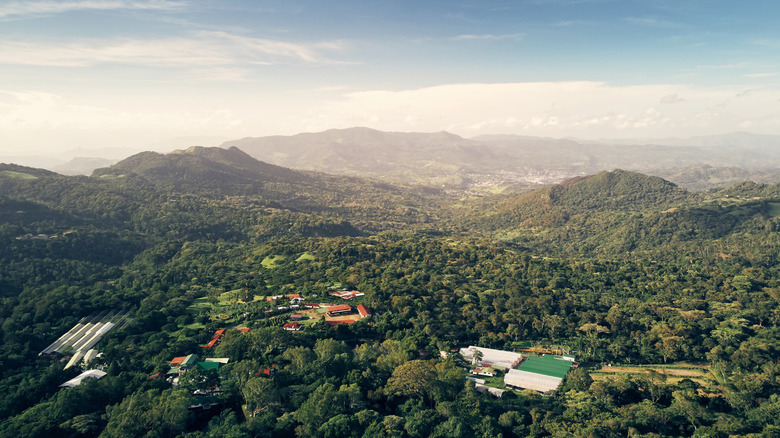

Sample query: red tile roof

[327,320,356,326]
[326,304,352,312]
[214,329,225,336]
[283,323,302,330]
[170,356,186,366]
[285,294,301,299]
[357,304,371,317]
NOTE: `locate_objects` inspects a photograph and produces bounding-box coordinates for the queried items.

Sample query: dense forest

[1,148,780,437]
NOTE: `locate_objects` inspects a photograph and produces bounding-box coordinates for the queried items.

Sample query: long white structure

[60,370,107,387]
[504,369,563,393]
[459,346,524,369]
[40,311,129,364]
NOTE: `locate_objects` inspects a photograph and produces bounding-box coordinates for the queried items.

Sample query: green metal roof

[518,355,572,379]
[196,361,221,371]
[181,354,200,368]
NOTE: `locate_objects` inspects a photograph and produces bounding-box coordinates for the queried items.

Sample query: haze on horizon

[1,0,780,156]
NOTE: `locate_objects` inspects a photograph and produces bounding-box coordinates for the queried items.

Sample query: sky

[1,0,780,156]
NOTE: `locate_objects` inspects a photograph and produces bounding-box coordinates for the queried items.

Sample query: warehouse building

[504,355,573,393]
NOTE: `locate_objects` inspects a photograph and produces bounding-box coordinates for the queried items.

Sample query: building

[459,346,524,369]
[329,290,365,300]
[326,304,353,316]
[357,304,371,318]
[60,369,107,388]
[503,355,573,393]
[470,366,497,377]
[290,314,303,321]
[283,323,302,331]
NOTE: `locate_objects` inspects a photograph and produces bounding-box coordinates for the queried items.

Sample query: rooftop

[518,355,573,379]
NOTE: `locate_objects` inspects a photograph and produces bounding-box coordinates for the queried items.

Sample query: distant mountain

[91,145,450,233]
[51,157,118,176]
[225,128,780,190]
[223,127,491,187]
[650,165,780,191]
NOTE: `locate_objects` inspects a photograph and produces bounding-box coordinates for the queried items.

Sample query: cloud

[744,72,777,78]
[0,31,346,67]
[308,82,780,138]
[660,94,685,104]
[0,0,185,18]
[696,62,748,70]
[3,81,780,154]
[453,33,525,41]
[624,16,682,28]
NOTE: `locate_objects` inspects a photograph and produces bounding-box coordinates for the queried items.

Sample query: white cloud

[0,0,185,18]
[744,72,777,78]
[3,81,780,155]
[453,33,525,41]
[0,31,345,67]
[310,82,780,138]
[660,93,685,104]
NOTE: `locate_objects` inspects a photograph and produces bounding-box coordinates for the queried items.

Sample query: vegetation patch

[0,170,38,180]
[261,254,286,268]
[296,252,315,262]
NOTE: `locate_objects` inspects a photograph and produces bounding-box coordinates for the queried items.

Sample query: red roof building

[326,304,352,315]
[238,327,251,333]
[327,320,356,326]
[357,304,371,318]
[290,314,303,321]
[214,329,225,337]
[329,290,365,300]
[170,356,187,366]
[283,323,302,331]
[285,293,301,299]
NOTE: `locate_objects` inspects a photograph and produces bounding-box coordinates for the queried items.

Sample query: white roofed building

[458,346,524,369]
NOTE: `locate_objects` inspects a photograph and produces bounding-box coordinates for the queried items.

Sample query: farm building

[326,304,353,316]
[470,366,499,377]
[504,355,573,393]
[60,369,107,388]
[357,305,371,318]
[459,346,524,369]
[197,361,221,371]
[329,290,365,300]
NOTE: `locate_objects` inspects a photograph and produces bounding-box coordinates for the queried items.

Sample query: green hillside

[2,159,780,437]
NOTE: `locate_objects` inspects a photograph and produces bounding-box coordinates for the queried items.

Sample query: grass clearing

[261,255,286,268]
[0,170,38,180]
[589,363,718,391]
[296,252,316,262]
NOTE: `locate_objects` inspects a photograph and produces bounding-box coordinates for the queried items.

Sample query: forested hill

[459,170,780,260]
[88,146,450,232]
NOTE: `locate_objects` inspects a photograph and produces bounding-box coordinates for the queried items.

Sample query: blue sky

[1,0,780,155]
